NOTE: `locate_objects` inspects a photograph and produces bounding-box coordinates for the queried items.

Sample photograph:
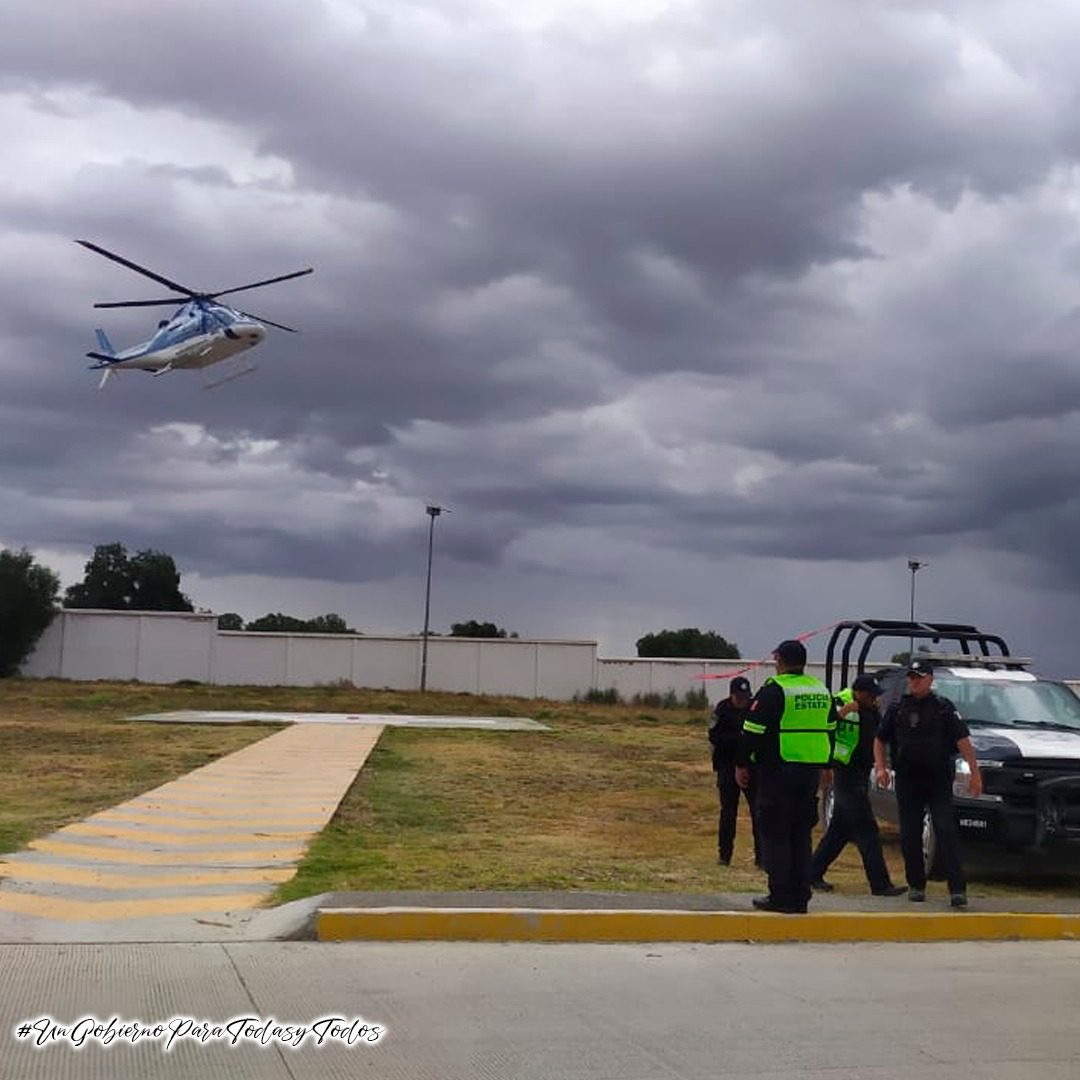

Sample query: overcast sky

[4,0,1080,676]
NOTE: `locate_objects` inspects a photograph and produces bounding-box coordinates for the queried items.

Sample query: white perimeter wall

[22,610,215,684]
[596,658,829,701]
[21,611,598,700]
[22,610,1080,703]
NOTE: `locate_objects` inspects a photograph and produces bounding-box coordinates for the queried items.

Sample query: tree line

[1,543,741,677]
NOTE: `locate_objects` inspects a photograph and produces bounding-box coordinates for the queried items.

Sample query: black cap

[730,676,752,696]
[773,639,807,667]
[851,673,884,696]
[907,658,934,677]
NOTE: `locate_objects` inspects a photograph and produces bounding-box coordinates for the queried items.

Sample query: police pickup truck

[825,619,1080,875]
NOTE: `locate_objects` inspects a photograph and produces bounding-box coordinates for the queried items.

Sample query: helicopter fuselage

[78,239,311,387]
[90,302,265,375]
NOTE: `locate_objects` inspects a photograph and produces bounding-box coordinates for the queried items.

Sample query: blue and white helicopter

[78,240,313,388]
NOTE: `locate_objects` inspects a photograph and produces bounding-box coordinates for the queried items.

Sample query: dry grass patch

[279,707,914,900]
[282,705,1079,902]
[0,677,535,855]
[2,680,1073,902]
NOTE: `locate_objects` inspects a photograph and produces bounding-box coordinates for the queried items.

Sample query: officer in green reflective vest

[737,638,836,913]
[810,674,905,896]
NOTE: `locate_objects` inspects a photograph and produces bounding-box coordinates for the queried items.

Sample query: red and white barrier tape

[694,620,841,681]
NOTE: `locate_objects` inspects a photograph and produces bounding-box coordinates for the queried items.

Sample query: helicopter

[77,240,313,389]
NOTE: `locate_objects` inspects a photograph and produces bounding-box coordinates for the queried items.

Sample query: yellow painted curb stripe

[0,891,269,921]
[59,823,312,844]
[0,862,292,889]
[29,839,305,865]
[316,907,1080,944]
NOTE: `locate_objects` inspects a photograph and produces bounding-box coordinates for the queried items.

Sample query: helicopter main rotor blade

[76,240,199,297]
[93,298,188,309]
[210,267,314,299]
[237,310,298,333]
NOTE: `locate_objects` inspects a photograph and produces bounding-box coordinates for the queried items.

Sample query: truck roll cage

[824,619,1024,692]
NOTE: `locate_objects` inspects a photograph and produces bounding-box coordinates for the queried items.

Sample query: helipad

[129,711,548,730]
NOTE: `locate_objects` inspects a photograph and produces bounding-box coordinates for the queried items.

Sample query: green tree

[129,549,193,611]
[891,646,931,666]
[450,620,517,638]
[245,612,356,633]
[65,543,192,612]
[246,613,311,633]
[0,548,60,677]
[64,542,133,609]
[217,612,244,631]
[636,628,740,659]
[305,613,356,634]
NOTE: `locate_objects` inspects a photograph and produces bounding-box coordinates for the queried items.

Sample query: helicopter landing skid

[202,358,257,390]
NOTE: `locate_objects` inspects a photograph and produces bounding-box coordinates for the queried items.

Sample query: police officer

[873,658,982,908]
[810,673,905,896]
[737,639,836,913]
[708,676,761,867]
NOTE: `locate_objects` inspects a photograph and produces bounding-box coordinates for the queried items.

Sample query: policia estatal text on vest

[737,638,837,914]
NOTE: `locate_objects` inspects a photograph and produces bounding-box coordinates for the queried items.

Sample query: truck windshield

[935,676,1080,731]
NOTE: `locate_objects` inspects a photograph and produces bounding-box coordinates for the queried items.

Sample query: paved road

[2,940,1075,1078]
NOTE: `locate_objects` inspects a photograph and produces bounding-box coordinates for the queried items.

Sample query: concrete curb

[316,906,1080,943]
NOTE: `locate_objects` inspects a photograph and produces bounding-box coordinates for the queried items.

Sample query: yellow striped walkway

[0,723,381,922]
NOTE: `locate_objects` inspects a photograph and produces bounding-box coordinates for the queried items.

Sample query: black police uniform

[810,698,899,894]
[739,680,836,913]
[878,690,969,895]
[708,697,761,865]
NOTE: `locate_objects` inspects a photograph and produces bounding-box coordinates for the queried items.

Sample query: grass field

[1,678,1072,903]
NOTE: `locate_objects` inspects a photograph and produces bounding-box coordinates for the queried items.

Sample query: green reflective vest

[832,687,859,766]
[770,673,836,764]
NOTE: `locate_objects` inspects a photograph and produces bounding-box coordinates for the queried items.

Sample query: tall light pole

[420,505,445,692]
[907,559,927,660]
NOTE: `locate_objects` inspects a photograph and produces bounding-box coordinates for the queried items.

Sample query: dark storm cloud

[929,353,1080,426]
[4,0,1080,655]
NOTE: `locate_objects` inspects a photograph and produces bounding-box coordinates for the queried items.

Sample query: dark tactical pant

[716,764,761,865]
[755,763,821,912]
[810,765,894,892]
[895,769,966,894]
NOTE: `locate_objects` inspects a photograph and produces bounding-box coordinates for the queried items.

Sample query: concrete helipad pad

[129,710,549,730]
